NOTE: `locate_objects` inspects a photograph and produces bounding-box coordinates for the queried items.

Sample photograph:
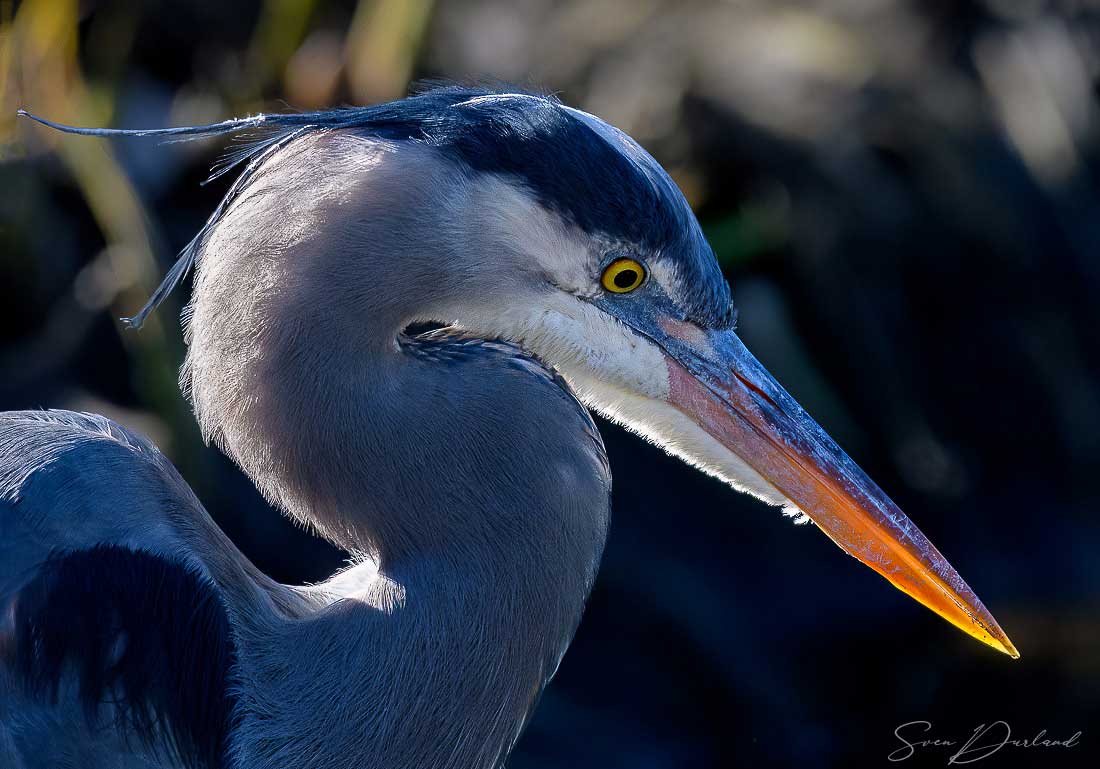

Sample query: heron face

[439,148,1016,662]
[383,93,1015,659]
[554,235,1016,658]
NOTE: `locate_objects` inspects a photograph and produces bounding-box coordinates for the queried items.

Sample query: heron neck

[226,335,611,768]
[181,132,611,766]
[198,298,611,769]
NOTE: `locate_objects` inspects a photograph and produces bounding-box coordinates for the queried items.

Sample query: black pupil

[613,268,639,289]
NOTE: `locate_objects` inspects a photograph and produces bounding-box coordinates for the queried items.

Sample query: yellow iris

[601,258,646,293]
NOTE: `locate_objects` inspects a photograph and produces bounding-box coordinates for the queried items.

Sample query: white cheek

[454,176,595,293]
[489,294,670,401]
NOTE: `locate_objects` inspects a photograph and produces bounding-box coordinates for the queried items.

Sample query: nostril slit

[732,370,779,409]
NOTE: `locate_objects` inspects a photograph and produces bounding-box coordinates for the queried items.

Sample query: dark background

[2,1,1099,767]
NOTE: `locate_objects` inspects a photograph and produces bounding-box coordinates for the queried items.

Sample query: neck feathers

[182,130,611,768]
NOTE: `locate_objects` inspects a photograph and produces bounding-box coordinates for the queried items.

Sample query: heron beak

[652,318,1018,658]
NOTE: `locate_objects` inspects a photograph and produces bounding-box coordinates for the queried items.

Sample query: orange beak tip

[985,626,1020,659]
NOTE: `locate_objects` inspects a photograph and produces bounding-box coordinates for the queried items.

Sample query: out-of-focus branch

[345,0,434,104]
[5,0,184,446]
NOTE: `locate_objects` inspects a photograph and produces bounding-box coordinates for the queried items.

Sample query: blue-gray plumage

[2,85,1016,769]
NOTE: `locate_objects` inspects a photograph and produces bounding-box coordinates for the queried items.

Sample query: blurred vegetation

[3,1,1100,767]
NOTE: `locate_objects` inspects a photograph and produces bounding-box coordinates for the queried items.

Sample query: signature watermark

[889,720,1081,764]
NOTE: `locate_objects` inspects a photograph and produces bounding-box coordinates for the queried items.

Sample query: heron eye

[601,258,646,293]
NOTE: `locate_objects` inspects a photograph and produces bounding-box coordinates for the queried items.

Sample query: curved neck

[219,318,611,769]
[182,132,611,767]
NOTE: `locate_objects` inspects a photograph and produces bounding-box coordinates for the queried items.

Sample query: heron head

[405,90,1017,659]
[25,87,1014,657]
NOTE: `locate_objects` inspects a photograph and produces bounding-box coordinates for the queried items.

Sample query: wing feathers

[8,545,237,769]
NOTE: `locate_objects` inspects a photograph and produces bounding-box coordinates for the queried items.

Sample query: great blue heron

[2,86,1017,769]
